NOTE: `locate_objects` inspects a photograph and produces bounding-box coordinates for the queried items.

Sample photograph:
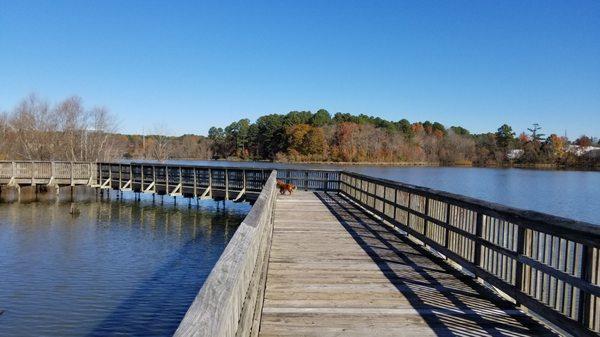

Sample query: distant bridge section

[0,161,96,187]
[95,162,339,202]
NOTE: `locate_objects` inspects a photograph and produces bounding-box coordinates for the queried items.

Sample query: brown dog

[276,180,297,195]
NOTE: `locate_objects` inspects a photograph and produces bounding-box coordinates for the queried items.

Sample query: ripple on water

[0,196,249,337]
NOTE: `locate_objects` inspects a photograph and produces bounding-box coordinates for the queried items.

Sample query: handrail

[341,171,599,245]
[174,171,278,337]
[0,161,96,182]
[339,170,600,336]
[127,160,341,172]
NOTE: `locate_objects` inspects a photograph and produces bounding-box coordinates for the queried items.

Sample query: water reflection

[0,195,250,337]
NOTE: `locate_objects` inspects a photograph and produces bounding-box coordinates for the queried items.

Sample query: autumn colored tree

[286,124,312,155]
[575,135,592,147]
[304,127,326,157]
[546,134,567,158]
[518,132,530,143]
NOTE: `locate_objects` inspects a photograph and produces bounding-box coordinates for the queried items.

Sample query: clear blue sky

[1,0,599,137]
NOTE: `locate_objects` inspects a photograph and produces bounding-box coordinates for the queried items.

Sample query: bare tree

[83,106,118,161]
[5,93,118,161]
[9,94,59,160]
[148,126,171,162]
[0,111,10,159]
[55,96,86,161]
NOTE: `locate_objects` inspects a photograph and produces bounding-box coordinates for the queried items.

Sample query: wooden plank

[259,191,558,337]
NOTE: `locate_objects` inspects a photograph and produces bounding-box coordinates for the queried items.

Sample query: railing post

[407,192,412,229]
[243,169,246,191]
[382,186,387,216]
[304,170,308,191]
[474,212,483,267]
[71,162,74,186]
[225,168,229,200]
[209,168,212,198]
[423,196,429,238]
[165,165,169,193]
[514,225,526,304]
[392,188,398,223]
[141,165,145,191]
[323,172,328,191]
[577,244,593,328]
[98,163,102,185]
[444,202,451,250]
[193,168,197,198]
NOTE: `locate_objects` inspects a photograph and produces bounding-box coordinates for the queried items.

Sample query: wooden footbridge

[1,161,599,336]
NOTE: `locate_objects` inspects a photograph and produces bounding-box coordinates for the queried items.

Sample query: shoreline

[162,158,600,171]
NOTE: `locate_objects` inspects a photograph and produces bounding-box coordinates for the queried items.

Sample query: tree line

[1,94,598,167]
[206,110,599,167]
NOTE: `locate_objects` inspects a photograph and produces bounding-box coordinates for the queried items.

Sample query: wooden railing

[95,163,339,200]
[276,168,340,191]
[174,171,278,337]
[0,161,96,186]
[339,171,600,337]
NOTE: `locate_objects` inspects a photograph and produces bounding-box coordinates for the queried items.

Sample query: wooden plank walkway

[258,191,556,337]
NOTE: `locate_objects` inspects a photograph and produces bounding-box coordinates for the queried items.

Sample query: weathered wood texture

[174,171,278,337]
[259,191,557,337]
[340,171,600,336]
[0,161,96,186]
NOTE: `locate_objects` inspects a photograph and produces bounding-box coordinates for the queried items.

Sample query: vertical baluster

[153,166,156,192]
[444,203,451,250]
[578,244,593,328]
[474,212,483,268]
[393,188,398,224]
[304,170,308,191]
[209,168,212,198]
[514,225,526,305]
[141,165,145,191]
[225,168,229,200]
[165,165,169,193]
[423,196,429,238]
[193,168,197,198]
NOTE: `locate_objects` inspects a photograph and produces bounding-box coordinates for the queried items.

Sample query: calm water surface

[161,160,599,224]
[0,195,250,337]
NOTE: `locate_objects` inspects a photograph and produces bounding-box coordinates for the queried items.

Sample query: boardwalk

[259,191,555,337]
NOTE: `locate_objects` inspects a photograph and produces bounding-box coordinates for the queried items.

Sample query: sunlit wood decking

[258,191,555,336]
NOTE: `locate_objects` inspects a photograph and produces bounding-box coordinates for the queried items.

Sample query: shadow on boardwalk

[315,191,556,337]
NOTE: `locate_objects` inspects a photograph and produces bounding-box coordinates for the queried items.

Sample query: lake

[0,195,250,337]
[159,160,599,224]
